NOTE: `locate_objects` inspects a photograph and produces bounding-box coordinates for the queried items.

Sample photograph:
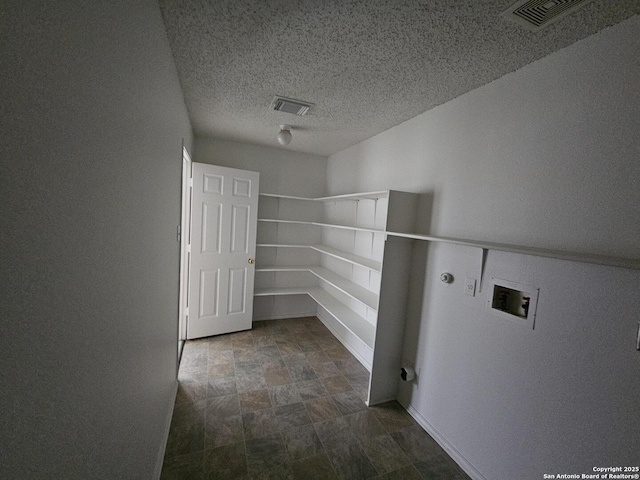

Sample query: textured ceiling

[159,0,640,156]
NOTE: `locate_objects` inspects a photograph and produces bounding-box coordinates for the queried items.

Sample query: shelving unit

[255,188,640,405]
[256,188,640,406]
[255,190,417,405]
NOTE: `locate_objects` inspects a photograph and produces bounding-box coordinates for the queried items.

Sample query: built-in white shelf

[256,265,378,311]
[387,232,640,270]
[258,218,312,226]
[260,191,389,202]
[313,222,384,234]
[312,266,378,310]
[256,189,418,405]
[258,218,384,234]
[254,286,375,348]
[256,244,381,272]
[315,191,389,202]
[260,192,639,270]
[254,286,310,296]
[257,243,307,248]
[256,265,309,272]
[311,245,381,272]
[259,193,317,201]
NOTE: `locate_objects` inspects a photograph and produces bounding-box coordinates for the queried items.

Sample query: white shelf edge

[387,232,640,270]
[313,222,384,234]
[259,193,316,201]
[260,190,389,202]
[255,265,310,272]
[257,243,308,248]
[315,190,389,202]
[255,265,379,311]
[255,243,381,272]
[309,288,375,348]
[254,287,310,296]
[311,266,378,311]
[258,218,313,225]
[258,218,384,234]
[258,223,638,270]
[260,190,638,268]
[311,245,381,272]
[253,286,375,348]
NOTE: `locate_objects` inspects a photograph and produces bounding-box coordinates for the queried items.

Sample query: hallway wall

[0,1,193,478]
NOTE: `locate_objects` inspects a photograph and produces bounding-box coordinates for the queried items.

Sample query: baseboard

[399,399,487,480]
[253,311,317,321]
[153,379,179,480]
[366,396,397,407]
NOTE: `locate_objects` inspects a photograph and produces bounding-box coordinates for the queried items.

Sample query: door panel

[199,269,219,318]
[228,268,247,314]
[233,178,252,197]
[230,205,250,253]
[204,174,223,194]
[202,203,222,254]
[188,163,259,339]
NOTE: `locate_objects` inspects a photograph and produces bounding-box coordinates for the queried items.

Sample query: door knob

[248,258,255,264]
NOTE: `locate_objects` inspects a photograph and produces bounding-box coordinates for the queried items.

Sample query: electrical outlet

[465,277,476,297]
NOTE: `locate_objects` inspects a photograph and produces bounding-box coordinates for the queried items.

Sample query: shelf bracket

[477,247,489,293]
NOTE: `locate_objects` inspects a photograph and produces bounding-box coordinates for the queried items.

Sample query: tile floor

[161,316,470,480]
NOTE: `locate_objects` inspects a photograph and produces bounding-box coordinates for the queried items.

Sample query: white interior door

[187,163,259,339]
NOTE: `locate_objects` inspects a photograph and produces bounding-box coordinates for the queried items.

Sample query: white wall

[327,16,640,480]
[194,138,328,320]
[328,17,639,259]
[195,138,327,197]
[0,1,192,479]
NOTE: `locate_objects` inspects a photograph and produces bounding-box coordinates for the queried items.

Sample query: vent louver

[271,96,313,116]
[503,0,595,30]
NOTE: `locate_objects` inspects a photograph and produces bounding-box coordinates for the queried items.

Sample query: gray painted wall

[326,16,640,480]
[0,1,193,478]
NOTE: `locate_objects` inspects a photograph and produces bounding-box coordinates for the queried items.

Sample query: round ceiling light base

[277,125,292,145]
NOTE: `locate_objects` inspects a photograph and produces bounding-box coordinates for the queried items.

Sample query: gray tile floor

[161,317,470,480]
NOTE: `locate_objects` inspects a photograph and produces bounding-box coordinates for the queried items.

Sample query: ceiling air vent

[271,96,313,116]
[502,0,595,31]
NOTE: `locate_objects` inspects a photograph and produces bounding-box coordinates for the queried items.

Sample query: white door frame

[178,146,192,358]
